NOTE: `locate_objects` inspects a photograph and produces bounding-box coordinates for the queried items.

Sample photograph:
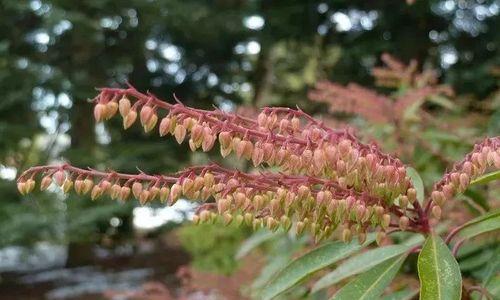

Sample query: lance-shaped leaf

[260,234,375,300]
[312,244,412,293]
[406,167,424,203]
[330,254,408,300]
[418,234,462,300]
[457,209,500,240]
[469,170,500,186]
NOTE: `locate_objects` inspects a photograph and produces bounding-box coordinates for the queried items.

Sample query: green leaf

[418,234,462,300]
[330,254,408,300]
[260,235,375,300]
[312,244,412,293]
[457,209,500,240]
[406,167,424,204]
[470,170,500,186]
[236,230,277,259]
[380,288,419,300]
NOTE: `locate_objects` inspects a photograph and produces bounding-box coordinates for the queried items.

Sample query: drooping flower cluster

[308,53,453,124]
[428,137,500,218]
[17,84,431,243]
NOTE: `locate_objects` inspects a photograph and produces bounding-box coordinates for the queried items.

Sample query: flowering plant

[17,84,499,299]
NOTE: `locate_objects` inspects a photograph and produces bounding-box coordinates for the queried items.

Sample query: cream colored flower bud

[140,105,154,126]
[279,119,289,133]
[223,213,233,226]
[94,103,106,122]
[169,183,182,204]
[217,198,231,214]
[110,184,121,199]
[399,216,409,231]
[123,110,137,129]
[296,221,305,235]
[376,231,386,245]
[41,175,52,191]
[149,186,160,200]
[120,186,131,200]
[381,213,391,229]
[143,114,158,132]
[280,215,291,231]
[201,135,215,152]
[132,182,143,199]
[358,232,367,245]
[342,228,352,243]
[181,178,194,195]
[257,112,267,127]
[105,101,118,119]
[74,179,84,194]
[266,217,279,231]
[100,180,111,192]
[431,190,445,206]
[17,181,27,195]
[139,190,150,205]
[253,218,263,230]
[159,186,170,202]
[432,205,442,220]
[24,179,35,194]
[159,117,171,137]
[291,116,300,131]
[91,186,103,200]
[118,97,131,117]
[235,214,244,226]
[192,215,200,225]
[174,124,187,144]
[199,210,211,223]
[83,179,94,194]
[62,179,73,193]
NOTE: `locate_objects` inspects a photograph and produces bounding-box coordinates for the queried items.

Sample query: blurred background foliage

[0,0,499,298]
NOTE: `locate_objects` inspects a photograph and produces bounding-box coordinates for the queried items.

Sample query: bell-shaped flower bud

[432,205,442,219]
[132,182,143,199]
[399,216,409,231]
[62,179,73,193]
[376,231,386,245]
[381,214,391,229]
[296,221,305,235]
[159,186,170,202]
[143,114,158,132]
[159,117,171,137]
[123,110,138,129]
[257,112,267,128]
[83,179,94,194]
[94,103,106,122]
[40,175,52,191]
[17,181,27,195]
[91,185,103,200]
[169,183,182,204]
[174,124,187,144]
[291,116,300,131]
[342,228,352,243]
[120,186,131,200]
[140,105,154,126]
[223,213,233,226]
[139,190,150,205]
[118,97,131,117]
[105,101,118,120]
[110,184,121,199]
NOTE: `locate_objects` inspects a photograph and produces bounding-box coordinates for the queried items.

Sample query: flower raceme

[17,85,499,243]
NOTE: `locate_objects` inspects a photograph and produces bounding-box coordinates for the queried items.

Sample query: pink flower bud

[140,105,154,126]
[462,161,473,176]
[17,181,27,195]
[313,149,325,170]
[199,210,211,223]
[257,112,267,128]
[159,117,171,137]
[291,116,300,131]
[218,132,232,149]
[100,180,111,192]
[301,149,313,165]
[74,179,84,194]
[118,97,131,117]
[336,160,346,175]
[252,146,264,167]
[53,170,66,186]
[338,139,351,158]
[202,135,215,152]
[279,119,289,133]
[40,176,52,191]
[121,110,137,129]
[94,103,106,122]
[442,184,454,199]
[169,183,182,204]
[181,178,194,195]
[266,113,277,129]
[459,173,470,191]
[174,125,187,144]
[132,182,143,199]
